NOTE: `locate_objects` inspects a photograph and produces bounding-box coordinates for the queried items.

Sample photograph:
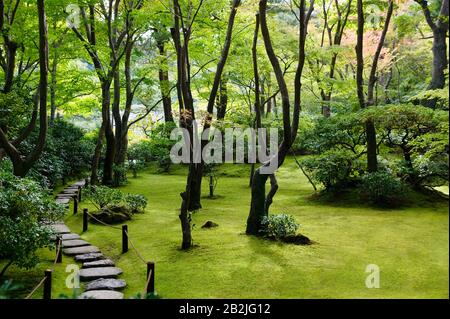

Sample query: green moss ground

[2,158,449,299]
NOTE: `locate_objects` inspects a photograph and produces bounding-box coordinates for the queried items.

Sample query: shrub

[0,171,65,277]
[128,140,153,163]
[19,119,95,187]
[86,186,124,209]
[292,113,318,154]
[360,171,409,206]
[301,150,365,191]
[125,194,148,213]
[127,123,177,172]
[260,214,300,239]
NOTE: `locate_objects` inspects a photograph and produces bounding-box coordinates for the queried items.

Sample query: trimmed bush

[260,214,300,239]
[125,194,148,213]
[86,186,124,209]
[360,171,409,206]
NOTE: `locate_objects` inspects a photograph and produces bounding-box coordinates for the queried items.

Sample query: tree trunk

[365,120,378,173]
[1,0,49,177]
[249,163,255,187]
[91,121,105,186]
[321,95,331,118]
[2,43,17,93]
[91,81,111,185]
[189,163,203,211]
[415,0,449,108]
[157,39,174,123]
[216,75,228,120]
[103,121,116,185]
[425,29,448,108]
[247,168,270,235]
[209,175,214,197]
[50,58,58,125]
[356,0,393,173]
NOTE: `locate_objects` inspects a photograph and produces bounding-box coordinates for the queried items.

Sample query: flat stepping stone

[78,290,124,299]
[79,267,123,281]
[61,239,90,248]
[83,259,115,268]
[52,224,71,234]
[57,194,75,198]
[62,190,78,195]
[75,253,104,263]
[85,279,126,291]
[72,181,86,187]
[66,185,81,189]
[63,246,100,256]
[56,198,70,205]
[62,233,81,240]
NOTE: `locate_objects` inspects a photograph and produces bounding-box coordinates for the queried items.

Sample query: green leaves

[125,194,148,213]
[0,170,65,273]
[260,214,300,239]
[86,186,124,210]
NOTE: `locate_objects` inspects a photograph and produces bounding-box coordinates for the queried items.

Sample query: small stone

[202,221,219,229]
[75,253,104,262]
[62,239,90,248]
[78,290,124,300]
[83,259,115,268]
[85,279,126,291]
[63,246,100,256]
[79,267,123,281]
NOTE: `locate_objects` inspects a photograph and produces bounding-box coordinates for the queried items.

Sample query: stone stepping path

[79,267,123,281]
[78,290,124,299]
[83,259,115,268]
[61,239,90,248]
[63,246,100,256]
[51,179,126,299]
[85,279,126,291]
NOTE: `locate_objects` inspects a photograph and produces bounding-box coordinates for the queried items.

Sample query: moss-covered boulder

[91,206,133,224]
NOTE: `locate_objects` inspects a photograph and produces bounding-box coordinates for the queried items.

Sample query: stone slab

[61,239,90,248]
[52,224,71,234]
[57,194,76,198]
[61,233,81,240]
[63,246,100,256]
[72,181,86,187]
[75,253,104,263]
[55,198,70,205]
[78,290,124,299]
[85,279,126,291]
[79,267,123,281]
[62,190,78,195]
[83,259,115,269]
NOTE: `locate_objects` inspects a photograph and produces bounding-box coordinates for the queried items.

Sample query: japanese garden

[0,0,448,300]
